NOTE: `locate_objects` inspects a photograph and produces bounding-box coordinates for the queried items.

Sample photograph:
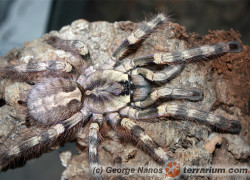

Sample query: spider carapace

[0,14,242,179]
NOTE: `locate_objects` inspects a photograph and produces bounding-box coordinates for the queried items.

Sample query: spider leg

[131,64,184,81]
[102,14,166,70]
[115,41,242,72]
[112,14,166,60]
[46,36,90,60]
[131,87,203,108]
[0,111,90,171]
[0,36,91,81]
[106,113,173,165]
[46,36,90,72]
[120,105,241,134]
[13,60,73,73]
[0,60,76,82]
[88,114,103,180]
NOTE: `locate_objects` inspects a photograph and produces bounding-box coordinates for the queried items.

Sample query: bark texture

[0,18,249,180]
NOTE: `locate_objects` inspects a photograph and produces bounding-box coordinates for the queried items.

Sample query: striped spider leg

[106,112,174,165]
[0,110,91,170]
[0,37,90,82]
[88,114,103,179]
[102,13,167,69]
[46,36,91,73]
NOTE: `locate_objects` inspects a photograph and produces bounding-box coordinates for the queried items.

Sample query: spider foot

[160,104,242,134]
[227,41,242,53]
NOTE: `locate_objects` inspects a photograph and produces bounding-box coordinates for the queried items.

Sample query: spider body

[0,14,242,179]
[82,70,130,113]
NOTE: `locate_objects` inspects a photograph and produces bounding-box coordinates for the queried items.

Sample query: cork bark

[0,18,249,180]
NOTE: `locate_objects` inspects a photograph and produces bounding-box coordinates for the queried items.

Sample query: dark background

[0,0,249,179]
[47,0,250,45]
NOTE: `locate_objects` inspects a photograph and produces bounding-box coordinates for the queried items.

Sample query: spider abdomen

[27,78,84,125]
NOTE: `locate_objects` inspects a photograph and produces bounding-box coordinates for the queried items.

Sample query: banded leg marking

[88,122,101,179]
[8,112,84,156]
[131,65,184,81]
[14,60,73,73]
[46,36,90,59]
[115,42,242,72]
[46,36,90,72]
[120,118,172,164]
[120,104,241,134]
[0,112,85,170]
[152,42,242,65]
[0,60,74,81]
[112,14,166,60]
[159,104,242,133]
[132,87,203,108]
[63,112,88,129]
[9,124,65,156]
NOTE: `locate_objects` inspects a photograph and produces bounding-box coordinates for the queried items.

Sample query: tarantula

[0,14,242,179]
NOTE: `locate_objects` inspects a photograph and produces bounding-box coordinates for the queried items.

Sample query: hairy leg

[11,60,73,73]
[113,14,166,60]
[130,64,184,81]
[115,41,242,72]
[88,114,103,180]
[106,113,173,165]
[0,59,77,82]
[0,36,92,82]
[0,112,88,171]
[46,36,90,72]
[119,105,241,134]
[131,87,203,108]
[46,36,90,59]
[102,14,167,69]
